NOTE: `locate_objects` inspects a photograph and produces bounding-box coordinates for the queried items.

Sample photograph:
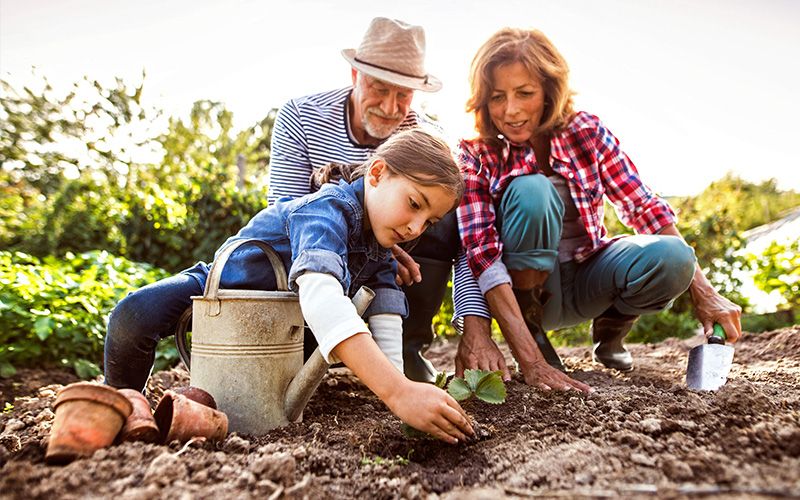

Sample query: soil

[1,327,799,499]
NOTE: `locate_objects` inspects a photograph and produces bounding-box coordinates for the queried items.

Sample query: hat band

[354,57,428,83]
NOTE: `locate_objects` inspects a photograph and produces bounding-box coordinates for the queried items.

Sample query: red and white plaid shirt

[456,111,677,281]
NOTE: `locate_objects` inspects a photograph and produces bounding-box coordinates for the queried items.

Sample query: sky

[2,0,799,196]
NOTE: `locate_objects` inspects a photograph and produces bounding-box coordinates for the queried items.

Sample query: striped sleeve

[267,100,314,206]
[452,250,491,332]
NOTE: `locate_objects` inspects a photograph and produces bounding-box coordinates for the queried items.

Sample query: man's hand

[518,358,592,393]
[391,245,421,286]
[455,316,511,381]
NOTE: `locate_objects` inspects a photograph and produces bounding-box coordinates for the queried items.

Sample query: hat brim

[342,49,442,92]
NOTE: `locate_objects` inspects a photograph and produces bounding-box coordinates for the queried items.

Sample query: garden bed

[1,327,799,498]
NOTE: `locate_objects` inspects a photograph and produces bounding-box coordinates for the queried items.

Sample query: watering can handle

[175,239,288,370]
[204,239,289,300]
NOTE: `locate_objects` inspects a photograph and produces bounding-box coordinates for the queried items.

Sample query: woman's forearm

[484,283,545,366]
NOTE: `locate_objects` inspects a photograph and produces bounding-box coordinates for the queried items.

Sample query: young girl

[104,129,473,444]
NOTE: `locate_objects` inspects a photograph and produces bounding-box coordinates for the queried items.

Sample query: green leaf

[464,369,484,391]
[434,371,448,389]
[474,371,507,404]
[73,359,101,379]
[447,377,473,401]
[34,316,54,341]
[0,361,16,378]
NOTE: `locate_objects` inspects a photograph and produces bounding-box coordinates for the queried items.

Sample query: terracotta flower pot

[154,390,228,444]
[118,389,159,443]
[46,382,133,465]
[174,386,217,409]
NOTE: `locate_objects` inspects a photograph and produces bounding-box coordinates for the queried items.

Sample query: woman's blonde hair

[312,128,464,212]
[467,28,575,139]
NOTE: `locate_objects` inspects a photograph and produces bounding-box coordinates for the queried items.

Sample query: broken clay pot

[153,390,228,444]
[173,386,217,409]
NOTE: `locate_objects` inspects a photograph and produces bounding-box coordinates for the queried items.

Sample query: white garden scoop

[686,324,735,391]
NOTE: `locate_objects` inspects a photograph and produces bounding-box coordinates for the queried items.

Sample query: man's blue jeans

[498,174,696,331]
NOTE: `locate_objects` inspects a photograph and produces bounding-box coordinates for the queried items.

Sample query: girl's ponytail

[310,162,365,192]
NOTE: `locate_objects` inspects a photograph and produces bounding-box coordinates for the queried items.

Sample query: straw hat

[341,17,442,92]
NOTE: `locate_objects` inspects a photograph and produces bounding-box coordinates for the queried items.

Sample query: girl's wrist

[378,377,413,411]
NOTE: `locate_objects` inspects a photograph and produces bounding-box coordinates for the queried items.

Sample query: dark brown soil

[1,327,799,499]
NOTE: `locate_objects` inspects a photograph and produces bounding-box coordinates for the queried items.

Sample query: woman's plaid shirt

[452,111,677,320]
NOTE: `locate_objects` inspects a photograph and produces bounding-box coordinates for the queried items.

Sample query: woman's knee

[646,236,696,297]
[502,175,564,220]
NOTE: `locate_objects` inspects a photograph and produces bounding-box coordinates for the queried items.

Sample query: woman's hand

[385,380,475,444]
[690,275,743,343]
[518,358,592,393]
[482,284,593,394]
[456,316,512,381]
[391,245,421,286]
[658,224,743,342]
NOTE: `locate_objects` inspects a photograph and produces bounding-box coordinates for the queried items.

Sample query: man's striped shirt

[267,86,424,204]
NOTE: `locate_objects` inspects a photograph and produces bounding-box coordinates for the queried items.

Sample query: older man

[267,17,459,382]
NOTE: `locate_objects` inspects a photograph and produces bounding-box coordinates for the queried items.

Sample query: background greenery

[2,74,798,377]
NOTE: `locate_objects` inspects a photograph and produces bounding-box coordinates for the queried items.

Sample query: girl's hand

[385,380,475,444]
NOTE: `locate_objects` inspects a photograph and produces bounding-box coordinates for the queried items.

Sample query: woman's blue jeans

[498,174,696,331]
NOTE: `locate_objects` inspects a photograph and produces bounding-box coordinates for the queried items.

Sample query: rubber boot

[591,307,638,372]
[402,257,453,383]
[513,286,565,372]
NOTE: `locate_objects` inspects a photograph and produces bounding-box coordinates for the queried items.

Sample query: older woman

[452,28,742,392]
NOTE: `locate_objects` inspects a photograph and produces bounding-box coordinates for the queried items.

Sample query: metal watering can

[175,239,374,435]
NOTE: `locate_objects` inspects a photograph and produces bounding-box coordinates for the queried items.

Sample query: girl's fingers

[442,403,474,435]
[429,427,458,444]
[433,413,469,442]
[445,395,471,423]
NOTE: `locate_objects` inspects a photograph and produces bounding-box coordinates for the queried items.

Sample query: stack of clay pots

[46,382,228,465]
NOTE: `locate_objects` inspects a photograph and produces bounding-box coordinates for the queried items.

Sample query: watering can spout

[284,286,375,423]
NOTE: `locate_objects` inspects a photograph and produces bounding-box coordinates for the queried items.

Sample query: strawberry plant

[446,369,506,404]
[402,370,506,439]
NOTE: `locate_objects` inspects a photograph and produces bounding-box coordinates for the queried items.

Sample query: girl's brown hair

[312,128,464,212]
[467,28,575,139]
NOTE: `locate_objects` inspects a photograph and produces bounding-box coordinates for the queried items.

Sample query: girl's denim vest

[182,177,407,318]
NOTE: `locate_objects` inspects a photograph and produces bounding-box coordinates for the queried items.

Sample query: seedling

[360,454,410,467]
[446,369,507,404]
[401,370,506,439]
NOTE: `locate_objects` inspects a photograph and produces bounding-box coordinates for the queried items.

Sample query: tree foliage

[1,74,277,272]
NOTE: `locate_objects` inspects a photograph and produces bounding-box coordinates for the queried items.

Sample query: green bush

[0,250,169,378]
[748,238,800,311]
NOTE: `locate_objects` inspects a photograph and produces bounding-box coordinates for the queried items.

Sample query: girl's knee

[107,290,163,347]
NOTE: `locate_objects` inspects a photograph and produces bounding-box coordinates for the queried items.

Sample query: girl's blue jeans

[104,271,203,391]
[103,266,322,391]
[498,174,696,331]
